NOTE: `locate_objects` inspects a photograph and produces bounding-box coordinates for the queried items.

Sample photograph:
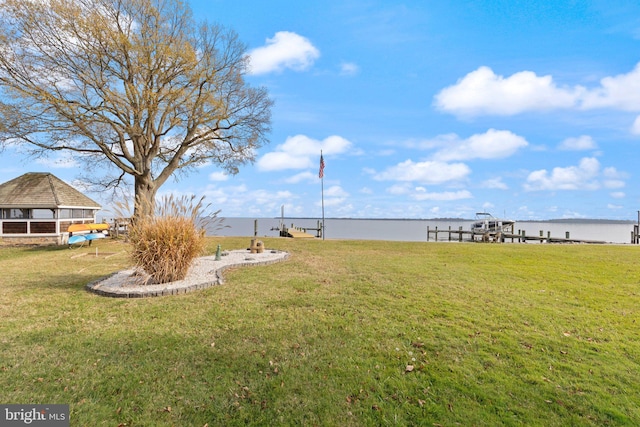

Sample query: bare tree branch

[0,0,272,216]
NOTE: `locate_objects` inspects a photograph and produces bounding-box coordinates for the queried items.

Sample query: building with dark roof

[0,172,101,245]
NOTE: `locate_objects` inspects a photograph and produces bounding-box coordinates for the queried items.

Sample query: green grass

[1,238,639,426]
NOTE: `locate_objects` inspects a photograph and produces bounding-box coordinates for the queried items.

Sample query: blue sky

[2,0,640,220]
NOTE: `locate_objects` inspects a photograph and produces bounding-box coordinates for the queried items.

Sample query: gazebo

[0,172,102,245]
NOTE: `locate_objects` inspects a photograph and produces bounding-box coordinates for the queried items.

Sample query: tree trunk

[134,175,157,218]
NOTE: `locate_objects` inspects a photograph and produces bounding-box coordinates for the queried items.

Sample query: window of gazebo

[1,208,97,235]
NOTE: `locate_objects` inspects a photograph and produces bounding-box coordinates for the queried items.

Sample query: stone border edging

[85,250,290,298]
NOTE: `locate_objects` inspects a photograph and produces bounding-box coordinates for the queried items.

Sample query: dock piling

[425,224,605,244]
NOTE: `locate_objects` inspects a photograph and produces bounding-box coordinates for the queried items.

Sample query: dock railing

[426,226,606,244]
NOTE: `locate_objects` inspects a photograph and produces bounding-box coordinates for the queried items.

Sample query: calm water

[206,217,638,244]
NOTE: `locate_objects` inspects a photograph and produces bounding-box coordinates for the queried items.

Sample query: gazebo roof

[0,172,101,209]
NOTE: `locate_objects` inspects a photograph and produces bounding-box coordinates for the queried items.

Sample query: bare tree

[0,0,272,216]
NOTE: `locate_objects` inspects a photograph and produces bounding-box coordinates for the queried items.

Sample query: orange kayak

[68,223,110,233]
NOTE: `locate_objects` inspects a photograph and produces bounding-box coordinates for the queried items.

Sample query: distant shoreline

[252,216,638,224]
[211,217,637,244]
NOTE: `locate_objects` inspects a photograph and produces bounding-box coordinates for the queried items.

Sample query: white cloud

[607,203,623,210]
[385,184,472,201]
[320,185,349,207]
[432,129,528,161]
[325,185,349,197]
[69,178,93,193]
[434,62,640,117]
[248,31,320,75]
[481,177,508,190]
[375,159,470,184]
[387,183,411,195]
[524,157,623,191]
[581,63,640,111]
[558,135,597,151]
[434,66,580,116]
[257,151,313,171]
[340,62,360,76]
[411,188,472,201]
[631,115,640,135]
[257,134,352,172]
[525,157,599,191]
[202,184,294,216]
[604,179,625,189]
[603,166,628,189]
[322,198,348,208]
[35,153,78,169]
[610,191,625,198]
[277,134,350,156]
[284,171,316,183]
[560,210,587,219]
[208,171,229,181]
[252,189,295,205]
[482,202,495,211]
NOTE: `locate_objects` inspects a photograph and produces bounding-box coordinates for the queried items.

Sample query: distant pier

[427,226,608,244]
[235,218,638,244]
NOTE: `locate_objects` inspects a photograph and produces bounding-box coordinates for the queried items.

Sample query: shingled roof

[0,173,101,208]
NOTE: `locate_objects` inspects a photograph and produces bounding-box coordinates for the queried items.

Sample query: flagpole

[320,150,325,240]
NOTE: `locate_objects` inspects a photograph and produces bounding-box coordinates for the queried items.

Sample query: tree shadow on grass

[48,272,115,291]
[24,244,70,252]
[2,242,130,293]
[9,271,116,294]
[6,253,126,293]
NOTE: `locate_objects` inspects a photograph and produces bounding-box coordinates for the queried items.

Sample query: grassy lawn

[1,237,639,426]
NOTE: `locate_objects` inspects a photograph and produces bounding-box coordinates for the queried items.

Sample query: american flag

[319,153,325,179]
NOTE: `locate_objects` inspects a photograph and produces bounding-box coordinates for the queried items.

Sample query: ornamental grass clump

[125,195,215,284]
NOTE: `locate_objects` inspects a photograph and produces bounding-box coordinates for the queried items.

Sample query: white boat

[471,212,515,234]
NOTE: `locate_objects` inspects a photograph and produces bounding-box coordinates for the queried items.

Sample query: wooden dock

[426,226,607,244]
[278,222,322,239]
[285,229,316,239]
